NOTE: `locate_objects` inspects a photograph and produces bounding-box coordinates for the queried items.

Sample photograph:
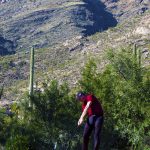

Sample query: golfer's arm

[80,101,91,120]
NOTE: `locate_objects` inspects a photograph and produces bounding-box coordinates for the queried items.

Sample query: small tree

[3,80,82,150]
[79,47,150,149]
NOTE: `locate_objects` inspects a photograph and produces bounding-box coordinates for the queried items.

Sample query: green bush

[0,47,149,150]
[79,48,150,149]
[2,81,82,150]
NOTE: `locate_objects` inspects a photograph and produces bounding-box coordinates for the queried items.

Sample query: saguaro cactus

[29,47,34,96]
[133,43,137,60]
[0,84,4,99]
[133,43,141,67]
[138,49,141,67]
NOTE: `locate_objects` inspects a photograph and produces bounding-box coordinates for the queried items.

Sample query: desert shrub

[2,81,82,150]
[1,47,149,150]
[79,48,150,149]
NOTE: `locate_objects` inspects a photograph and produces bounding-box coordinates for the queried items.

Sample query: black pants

[82,115,103,150]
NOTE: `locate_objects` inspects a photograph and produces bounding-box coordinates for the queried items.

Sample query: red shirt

[82,94,103,117]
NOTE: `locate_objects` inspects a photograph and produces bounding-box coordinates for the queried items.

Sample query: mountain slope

[0,0,150,105]
[0,0,118,54]
[101,0,150,21]
[1,0,150,55]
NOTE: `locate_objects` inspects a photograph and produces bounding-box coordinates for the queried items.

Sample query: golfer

[76,92,104,150]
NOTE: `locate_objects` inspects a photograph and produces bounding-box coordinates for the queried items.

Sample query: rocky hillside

[0,0,117,54]
[1,0,149,55]
[102,0,150,21]
[0,0,150,105]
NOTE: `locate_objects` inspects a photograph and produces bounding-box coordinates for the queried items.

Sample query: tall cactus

[133,43,142,82]
[138,49,141,67]
[133,43,137,61]
[29,47,34,96]
[0,84,4,99]
[133,43,141,67]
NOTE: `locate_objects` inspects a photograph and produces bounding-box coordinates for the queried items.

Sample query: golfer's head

[76,91,85,102]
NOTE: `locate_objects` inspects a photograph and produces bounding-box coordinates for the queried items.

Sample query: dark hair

[76,91,85,100]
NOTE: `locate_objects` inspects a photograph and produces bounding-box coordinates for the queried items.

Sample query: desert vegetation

[0,47,149,149]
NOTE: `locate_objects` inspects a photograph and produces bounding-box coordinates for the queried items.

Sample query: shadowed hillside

[0,36,15,55]
[82,0,117,35]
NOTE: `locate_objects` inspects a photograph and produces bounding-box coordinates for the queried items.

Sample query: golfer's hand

[78,117,83,126]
